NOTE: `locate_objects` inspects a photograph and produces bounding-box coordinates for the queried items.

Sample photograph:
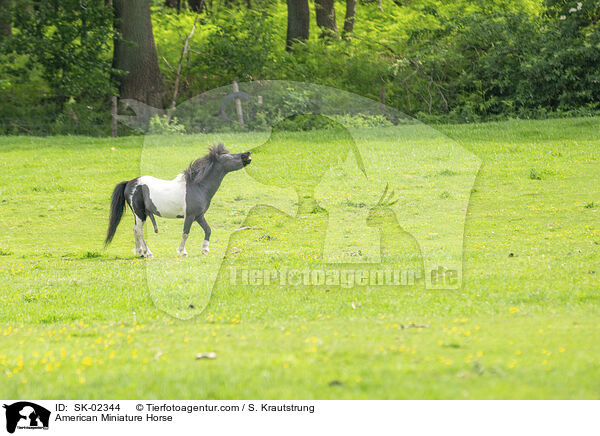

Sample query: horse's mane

[184,143,229,183]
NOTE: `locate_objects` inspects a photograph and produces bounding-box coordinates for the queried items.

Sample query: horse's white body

[136,174,187,219]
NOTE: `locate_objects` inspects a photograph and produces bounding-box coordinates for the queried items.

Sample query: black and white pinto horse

[105,143,251,257]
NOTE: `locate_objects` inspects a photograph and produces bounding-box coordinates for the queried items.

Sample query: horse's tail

[105,181,128,246]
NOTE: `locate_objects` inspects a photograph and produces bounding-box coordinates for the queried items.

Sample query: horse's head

[185,144,251,184]
[217,150,252,173]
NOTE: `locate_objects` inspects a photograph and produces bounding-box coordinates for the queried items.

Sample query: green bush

[148,115,186,134]
[391,1,600,121]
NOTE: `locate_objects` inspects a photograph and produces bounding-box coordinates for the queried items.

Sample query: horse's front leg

[177,215,195,257]
[195,215,211,255]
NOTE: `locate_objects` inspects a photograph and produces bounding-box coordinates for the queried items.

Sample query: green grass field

[1,116,599,399]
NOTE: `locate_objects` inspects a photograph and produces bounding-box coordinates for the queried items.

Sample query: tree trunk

[165,0,183,11]
[188,0,204,12]
[315,0,337,37]
[112,0,164,108]
[343,0,356,35]
[286,0,309,50]
[0,0,12,38]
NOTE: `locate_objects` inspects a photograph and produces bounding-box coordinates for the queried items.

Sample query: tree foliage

[7,0,116,104]
[1,0,599,134]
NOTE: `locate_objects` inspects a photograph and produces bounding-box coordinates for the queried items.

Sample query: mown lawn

[0,116,599,399]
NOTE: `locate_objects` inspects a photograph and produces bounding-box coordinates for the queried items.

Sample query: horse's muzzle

[242,151,252,166]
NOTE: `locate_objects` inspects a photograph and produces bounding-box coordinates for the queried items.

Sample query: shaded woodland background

[0,0,599,134]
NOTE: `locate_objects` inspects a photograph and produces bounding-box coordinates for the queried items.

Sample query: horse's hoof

[177,250,188,257]
[201,240,209,255]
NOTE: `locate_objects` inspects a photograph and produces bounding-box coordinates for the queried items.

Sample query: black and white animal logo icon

[3,402,50,434]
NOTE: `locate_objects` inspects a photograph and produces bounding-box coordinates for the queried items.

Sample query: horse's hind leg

[133,215,144,256]
[131,184,153,258]
[132,215,142,256]
[133,215,153,258]
[139,219,153,258]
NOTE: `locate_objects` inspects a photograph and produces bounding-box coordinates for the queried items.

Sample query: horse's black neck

[198,165,226,200]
